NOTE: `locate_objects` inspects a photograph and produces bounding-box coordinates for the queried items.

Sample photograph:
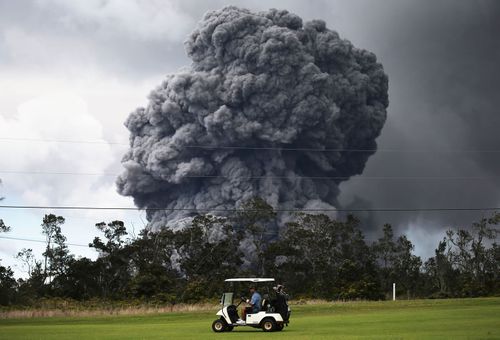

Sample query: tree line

[0,198,498,306]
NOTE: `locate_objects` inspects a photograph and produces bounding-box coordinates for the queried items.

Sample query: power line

[0,171,118,177]
[0,204,498,213]
[181,175,500,181]
[0,235,89,248]
[0,137,127,146]
[184,145,500,153]
[2,137,500,153]
[1,170,499,181]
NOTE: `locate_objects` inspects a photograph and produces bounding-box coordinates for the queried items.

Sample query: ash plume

[117,6,389,229]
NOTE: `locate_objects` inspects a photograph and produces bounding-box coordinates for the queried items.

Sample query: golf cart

[211,278,290,332]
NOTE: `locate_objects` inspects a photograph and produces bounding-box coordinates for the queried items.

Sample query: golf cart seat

[261,294,271,312]
[261,298,267,311]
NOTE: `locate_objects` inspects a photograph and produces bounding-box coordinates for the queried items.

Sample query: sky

[0,0,499,276]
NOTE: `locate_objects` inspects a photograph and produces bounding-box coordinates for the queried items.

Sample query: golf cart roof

[225,278,275,283]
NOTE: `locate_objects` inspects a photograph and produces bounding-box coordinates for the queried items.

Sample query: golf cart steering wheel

[235,296,246,307]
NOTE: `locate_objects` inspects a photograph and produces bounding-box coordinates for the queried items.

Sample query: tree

[423,239,458,297]
[333,215,381,300]
[439,213,500,296]
[0,264,16,305]
[372,224,397,270]
[235,197,276,276]
[90,221,131,298]
[91,220,128,255]
[1,189,23,302]
[41,214,72,285]
[265,213,381,299]
[0,212,17,305]
[61,257,101,300]
[15,248,38,277]
[372,224,398,296]
[488,242,500,294]
[392,235,422,299]
[175,214,243,300]
[127,227,180,301]
[372,225,422,299]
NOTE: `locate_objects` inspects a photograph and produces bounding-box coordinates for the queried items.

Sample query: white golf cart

[211,278,290,332]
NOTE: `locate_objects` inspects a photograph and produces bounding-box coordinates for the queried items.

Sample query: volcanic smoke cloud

[117,6,389,229]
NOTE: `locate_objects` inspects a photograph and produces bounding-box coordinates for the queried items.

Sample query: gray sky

[1,0,499,274]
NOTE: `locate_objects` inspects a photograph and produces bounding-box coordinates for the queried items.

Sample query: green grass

[0,298,499,339]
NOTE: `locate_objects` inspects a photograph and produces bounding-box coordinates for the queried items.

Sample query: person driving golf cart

[241,286,261,321]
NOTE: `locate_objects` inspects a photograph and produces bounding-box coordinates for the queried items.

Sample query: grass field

[0,298,499,339]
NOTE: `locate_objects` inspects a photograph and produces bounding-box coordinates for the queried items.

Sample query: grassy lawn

[0,298,498,339]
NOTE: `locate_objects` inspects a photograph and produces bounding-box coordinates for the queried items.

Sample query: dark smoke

[117,6,389,229]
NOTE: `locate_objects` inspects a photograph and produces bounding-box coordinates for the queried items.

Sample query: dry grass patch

[0,301,219,319]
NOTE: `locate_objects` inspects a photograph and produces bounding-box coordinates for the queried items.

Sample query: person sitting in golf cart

[241,286,261,320]
[272,284,289,318]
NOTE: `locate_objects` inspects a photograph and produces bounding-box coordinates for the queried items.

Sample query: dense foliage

[0,198,498,306]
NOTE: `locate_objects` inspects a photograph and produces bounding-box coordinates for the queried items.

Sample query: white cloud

[37,0,194,42]
[0,61,163,226]
[2,28,96,73]
[0,91,131,212]
[0,89,150,277]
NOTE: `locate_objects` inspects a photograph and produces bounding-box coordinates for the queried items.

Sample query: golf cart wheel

[212,319,227,332]
[276,323,284,331]
[261,318,277,332]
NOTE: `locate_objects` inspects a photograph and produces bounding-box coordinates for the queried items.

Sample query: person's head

[249,286,256,294]
[273,284,283,293]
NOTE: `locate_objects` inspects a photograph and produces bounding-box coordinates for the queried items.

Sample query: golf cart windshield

[221,292,234,307]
